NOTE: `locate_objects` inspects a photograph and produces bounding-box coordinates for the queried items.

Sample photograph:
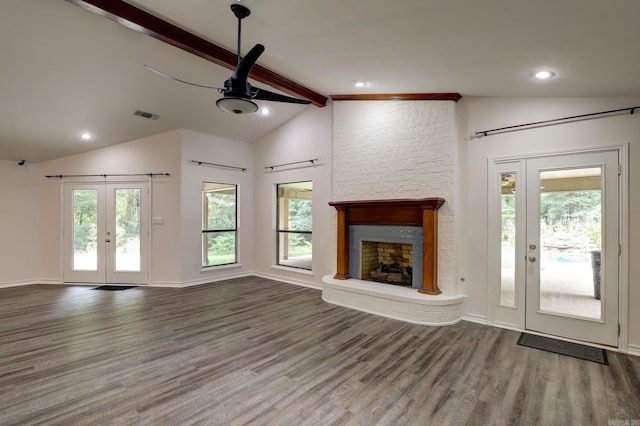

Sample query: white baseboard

[1,272,317,290]
[0,279,38,288]
[0,278,66,288]
[149,281,183,287]
[151,271,254,288]
[151,272,322,290]
[462,313,488,325]
[37,278,64,285]
[626,343,640,357]
[253,271,322,290]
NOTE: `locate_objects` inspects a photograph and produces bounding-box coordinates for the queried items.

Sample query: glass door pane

[72,189,98,271]
[538,167,602,320]
[500,173,516,307]
[491,160,525,329]
[114,188,141,272]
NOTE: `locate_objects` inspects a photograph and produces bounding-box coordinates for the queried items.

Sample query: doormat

[92,285,138,291]
[517,333,608,365]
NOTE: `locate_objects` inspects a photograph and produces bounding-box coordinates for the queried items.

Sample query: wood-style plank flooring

[0,277,639,425]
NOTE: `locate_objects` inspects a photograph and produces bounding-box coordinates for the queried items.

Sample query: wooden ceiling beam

[331,93,462,102]
[65,0,328,107]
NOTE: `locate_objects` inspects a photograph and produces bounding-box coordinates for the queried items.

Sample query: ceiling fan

[145,4,311,114]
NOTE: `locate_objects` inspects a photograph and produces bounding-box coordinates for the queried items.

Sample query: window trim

[202,182,238,268]
[276,181,313,271]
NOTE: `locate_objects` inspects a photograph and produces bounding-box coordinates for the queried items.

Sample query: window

[202,182,237,267]
[276,181,313,270]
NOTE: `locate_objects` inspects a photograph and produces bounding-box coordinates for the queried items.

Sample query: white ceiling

[2,0,640,163]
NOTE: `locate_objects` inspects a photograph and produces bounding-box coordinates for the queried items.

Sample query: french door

[491,149,620,347]
[63,182,149,284]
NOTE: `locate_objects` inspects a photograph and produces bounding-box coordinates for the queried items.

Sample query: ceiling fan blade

[144,65,224,91]
[252,87,312,104]
[231,44,265,84]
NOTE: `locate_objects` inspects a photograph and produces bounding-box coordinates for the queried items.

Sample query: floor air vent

[92,285,138,291]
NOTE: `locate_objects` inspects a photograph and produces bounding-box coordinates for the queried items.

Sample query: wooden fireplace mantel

[329,198,445,295]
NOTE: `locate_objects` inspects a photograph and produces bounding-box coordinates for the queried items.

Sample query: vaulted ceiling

[2,0,640,162]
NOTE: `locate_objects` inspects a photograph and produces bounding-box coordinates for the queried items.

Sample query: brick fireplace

[326,100,461,325]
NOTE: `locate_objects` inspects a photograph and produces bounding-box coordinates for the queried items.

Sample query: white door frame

[525,150,619,346]
[488,159,526,329]
[62,178,151,285]
[487,144,629,350]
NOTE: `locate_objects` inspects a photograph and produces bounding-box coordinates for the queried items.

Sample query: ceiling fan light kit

[216,97,258,114]
[145,4,311,115]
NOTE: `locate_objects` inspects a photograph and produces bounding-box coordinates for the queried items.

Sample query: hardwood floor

[0,277,638,425]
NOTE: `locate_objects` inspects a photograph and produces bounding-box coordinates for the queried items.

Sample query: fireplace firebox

[361,241,413,286]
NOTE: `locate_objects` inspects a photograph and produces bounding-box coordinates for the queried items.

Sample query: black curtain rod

[45,172,170,178]
[190,160,246,172]
[472,105,639,139]
[265,158,319,170]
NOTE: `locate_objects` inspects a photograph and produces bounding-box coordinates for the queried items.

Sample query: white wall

[457,96,640,350]
[332,100,459,294]
[179,129,255,285]
[252,105,333,288]
[0,161,40,286]
[38,129,183,284]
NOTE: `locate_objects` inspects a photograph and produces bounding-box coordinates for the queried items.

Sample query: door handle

[528,256,536,262]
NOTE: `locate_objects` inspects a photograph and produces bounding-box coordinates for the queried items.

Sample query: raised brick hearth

[323,198,464,325]
[322,275,464,325]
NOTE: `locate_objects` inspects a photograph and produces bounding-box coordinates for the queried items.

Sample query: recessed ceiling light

[260,107,270,116]
[534,70,555,80]
[354,81,368,88]
[80,132,93,141]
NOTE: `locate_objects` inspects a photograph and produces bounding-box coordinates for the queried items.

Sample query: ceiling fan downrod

[230,4,251,65]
